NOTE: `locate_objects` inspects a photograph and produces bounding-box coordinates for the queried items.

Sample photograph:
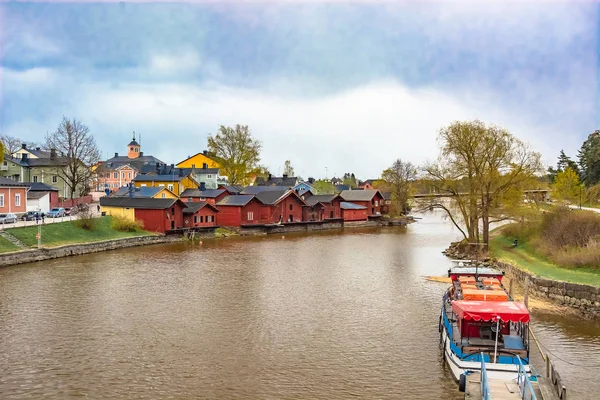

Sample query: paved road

[568,204,600,213]
[0,204,102,230]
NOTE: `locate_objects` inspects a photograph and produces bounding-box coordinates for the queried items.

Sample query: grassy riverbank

[0,236,20,253]
[4,217,152,251]
[490,232,600,287]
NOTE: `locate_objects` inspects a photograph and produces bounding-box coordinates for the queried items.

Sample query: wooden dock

[464,372,560,400]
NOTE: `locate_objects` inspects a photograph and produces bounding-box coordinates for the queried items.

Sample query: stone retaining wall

[496,261,600,318]
[0,235,180,268]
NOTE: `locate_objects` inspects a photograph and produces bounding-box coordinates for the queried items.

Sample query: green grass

[0,236,20,253]
[8,216,152,248]
[489,233,600,287]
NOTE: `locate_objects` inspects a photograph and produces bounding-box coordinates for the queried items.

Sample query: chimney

[308,177,315,184]
[179,168,183,177]
[139,152,143,156]
[21,143,27,149]
[283,174,288,179]
[203,150,208,155]
[128,183,134,198]
[200,182,206,191]
[162,164,167,174]
[36,147,40,151]
[268,173,272,180]
[156,163,160,172]
[115,152,119,157]
[50,149,57,160]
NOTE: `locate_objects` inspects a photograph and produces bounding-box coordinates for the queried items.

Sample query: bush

[111,215,144,232]
[539,207,600,248]
[75,209,97,231]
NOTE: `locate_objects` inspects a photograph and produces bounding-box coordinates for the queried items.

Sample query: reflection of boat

[439,264,537,392]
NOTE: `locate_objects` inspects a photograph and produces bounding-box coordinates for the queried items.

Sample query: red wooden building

[180,187,228,205]
[99,197,186,233]
[340,189,386,216]
[254,190,306,224]
[0,177,28,214]
[304,194,342,221]
[215,190,307,226]
[183,202,219,228]
[215,194,262,226]
[340,201,368,221]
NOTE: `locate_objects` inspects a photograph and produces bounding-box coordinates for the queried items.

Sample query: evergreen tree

[578,130,600,186]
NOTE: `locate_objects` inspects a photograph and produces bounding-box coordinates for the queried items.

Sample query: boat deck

[464,372,545,400]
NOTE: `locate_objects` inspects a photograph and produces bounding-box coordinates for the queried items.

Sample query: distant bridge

[411,189,550,199]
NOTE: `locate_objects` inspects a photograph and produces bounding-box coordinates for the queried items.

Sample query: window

[122,173,126,179]
[106,173,110,178]
[141,184,147,187]
[200,216,204,223]
[0,195,4,207]
[113,183,119,188]
[161,193,166,198]
[159,184,165,187]
[191,164,196,169]
[33,176,38,183]
[52,175,57,183]
[130,147,134,151]
[194,216,197,223]
[15,194,20,207]
[375,200,379,207]
[168,184,174,191]
[207,174,212,179]
[135,148,139,152]
[371,208,374,214]
[114,172,118,179]
[247,211,254,221]
[188,197,193,202]
[128,172,132,179]
[289,204,293,211]
[2,161,6,166]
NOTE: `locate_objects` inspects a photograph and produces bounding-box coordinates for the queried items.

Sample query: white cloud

[2,77,555,179]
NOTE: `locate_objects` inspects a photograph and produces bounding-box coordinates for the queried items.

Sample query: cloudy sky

[1,1,598,179]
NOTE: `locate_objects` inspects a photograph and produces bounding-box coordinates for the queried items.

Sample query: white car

[0,213,18,224]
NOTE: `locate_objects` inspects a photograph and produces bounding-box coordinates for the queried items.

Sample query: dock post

[546,356,550,378]
[524,277,529,308]
[508,278,513,297]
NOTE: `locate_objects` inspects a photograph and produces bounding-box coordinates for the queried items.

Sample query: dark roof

[128,139,140,147]
[255,175,298,187]
[0,177,29,187]
[241,185,291,194]
[112,186,163,198]
[3,155,27,167]
[382,192,392,200]
[220,185,244,194]
[254,190,289,205]
[102,155,165,171]
[26,182,58,191]
[340,189,382,202]
[215,194,255,207]
[334,184,351,192]
[180,188,225,198]
[27,191,49,199]
[99,197,181,209]
[182,201,219,214]
[26,148,51,158]
[305,194,340,206]
[22,157,70,167]
[192,168,220,174]
[340,201,367,210]
[133,174,187,182]
[362,179,376,185]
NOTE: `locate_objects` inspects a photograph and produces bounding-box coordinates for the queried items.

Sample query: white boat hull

[441,323,531,382]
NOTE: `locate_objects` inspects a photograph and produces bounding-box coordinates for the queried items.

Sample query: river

[0,210,598,399]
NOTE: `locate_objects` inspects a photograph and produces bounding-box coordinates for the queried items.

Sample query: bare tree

[46,117,100,199]
[0,135,23,155]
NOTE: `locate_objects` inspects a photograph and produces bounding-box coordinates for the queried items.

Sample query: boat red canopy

[452,300,530,323]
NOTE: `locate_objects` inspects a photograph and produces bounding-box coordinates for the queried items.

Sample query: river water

[0,210,598,399]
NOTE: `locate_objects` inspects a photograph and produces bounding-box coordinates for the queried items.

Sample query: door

[171,220,175,229]
[288,214,293,222]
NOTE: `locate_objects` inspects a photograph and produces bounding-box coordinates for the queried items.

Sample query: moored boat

[440,263,537,391]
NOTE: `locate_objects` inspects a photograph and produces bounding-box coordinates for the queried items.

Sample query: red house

[0,177,28,214]
[215,190,307,226]
[304,194,342,221]
[340,202,368,221]
[340,189,386,216]
[183,202,219,227]
[180,187,228,205]
[99,197,186,233]
[215,194,262,226]
[254,190,306,224]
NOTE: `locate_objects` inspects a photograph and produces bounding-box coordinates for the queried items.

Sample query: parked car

[47,208,66,218]
[0,213,18,224]
[21,211,39,221]
[65,207,72,216]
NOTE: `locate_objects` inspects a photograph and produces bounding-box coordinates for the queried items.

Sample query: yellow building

[176,151,221,169]
[132,174,199,196]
